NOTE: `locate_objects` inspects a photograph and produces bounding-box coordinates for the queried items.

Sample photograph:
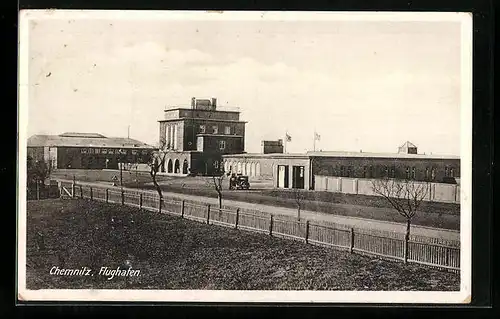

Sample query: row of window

[335,165,456,180]
[80,148,150,155]
[199,125,232,135]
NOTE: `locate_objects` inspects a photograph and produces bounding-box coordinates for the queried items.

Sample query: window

[199,125,206,133]
[369,166,373,178]
[340,166,345,177]
[347,166,352,177]
[431,167,436,180]
[101,148,108,155]
[214,161,219,169]
[406,167,410,179]
[81,148,88,154]
[390,167,395,178]
[95,148,101,154]
[219,140,226,151]
[224,126,231,135]
[445,167,449,177]
[425,167,430,180]
[212,126,218,134]
[450,168,455,177]
[108,149,115,154]
[411,167,416,179]
[363,166,367,178]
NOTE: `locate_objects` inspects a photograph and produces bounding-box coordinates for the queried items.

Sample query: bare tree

[206,162,225,209]
[146,141,168,200]
[371,177,430,258]
[212,174,225,209]
[292,188,306,221]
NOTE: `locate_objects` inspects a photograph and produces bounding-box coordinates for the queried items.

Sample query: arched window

[246,163,251,176]
[174,159,180,174]
[167,159,173,173]
[256,162,261,177]
[182,159,189,174]
[237,162,242,174]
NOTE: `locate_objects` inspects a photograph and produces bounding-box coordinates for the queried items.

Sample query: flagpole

[313,130,316,152]
[284,131,287,154]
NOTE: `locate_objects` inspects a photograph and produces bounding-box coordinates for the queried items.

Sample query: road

[55,179,460,242]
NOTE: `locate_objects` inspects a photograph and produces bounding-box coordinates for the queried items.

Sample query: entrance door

[277,165,289,188]
[292,166,305,189]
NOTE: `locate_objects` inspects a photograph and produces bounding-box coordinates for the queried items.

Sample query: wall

[222,156,310,189]
[163,151,192,174]
[199,135,244,155]
[314,175,460,204]
[178,109,240,121]
[312,156,460,183]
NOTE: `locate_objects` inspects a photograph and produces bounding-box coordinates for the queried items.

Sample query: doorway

[277,165,289,188]
[292,166,305,189]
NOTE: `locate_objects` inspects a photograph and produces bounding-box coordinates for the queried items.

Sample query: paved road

[56,179,460,242]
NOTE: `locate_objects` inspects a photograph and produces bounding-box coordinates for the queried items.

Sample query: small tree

[292,188,306,221]
[146,142,168,200]
[371,177,430,261]
[27,156,50,187]
[206,161,225,209]
[211,174,225,209]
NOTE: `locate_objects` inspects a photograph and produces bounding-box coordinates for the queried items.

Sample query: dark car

[229,174,250,190]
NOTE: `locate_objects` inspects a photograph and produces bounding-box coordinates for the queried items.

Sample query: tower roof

[400,141,417,148]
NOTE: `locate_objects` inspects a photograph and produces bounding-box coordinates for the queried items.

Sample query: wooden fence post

[181,200,185,218]
[139,194,143,209]
[269,215,274,236]
[403,237,409,263]
[80,185,83,198]
[235,208,240,229]
[445,247,450,267]
[90,187,93,201]
[305,220,310,244]
[159,197,162,213]
[105,189,109,203]
[350,228,355,253]
[206,205,211,224]
[121,190,124,205]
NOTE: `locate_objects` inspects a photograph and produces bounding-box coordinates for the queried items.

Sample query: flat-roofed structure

[223,141,460,194]
[27,132,155,169]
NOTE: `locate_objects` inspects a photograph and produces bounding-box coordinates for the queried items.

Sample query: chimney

[211,98,217,110]
[191,97,196,109]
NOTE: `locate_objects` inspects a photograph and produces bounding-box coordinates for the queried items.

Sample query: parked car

[229,174,250,190]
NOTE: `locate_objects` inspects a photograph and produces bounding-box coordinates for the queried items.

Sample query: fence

[57,180,460,272]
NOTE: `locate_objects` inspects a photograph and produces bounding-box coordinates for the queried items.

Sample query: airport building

[157,97,247,175]
[27,132,155,169]
[222,141,461,202]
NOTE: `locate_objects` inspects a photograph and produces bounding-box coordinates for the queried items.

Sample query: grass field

[26,199,459,291]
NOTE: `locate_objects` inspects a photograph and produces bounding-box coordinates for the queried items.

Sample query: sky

[24,12,467,156]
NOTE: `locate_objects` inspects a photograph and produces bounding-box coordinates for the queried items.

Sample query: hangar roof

[223,151,459,160]
[27,133,155,149]
[306,151,460,160]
